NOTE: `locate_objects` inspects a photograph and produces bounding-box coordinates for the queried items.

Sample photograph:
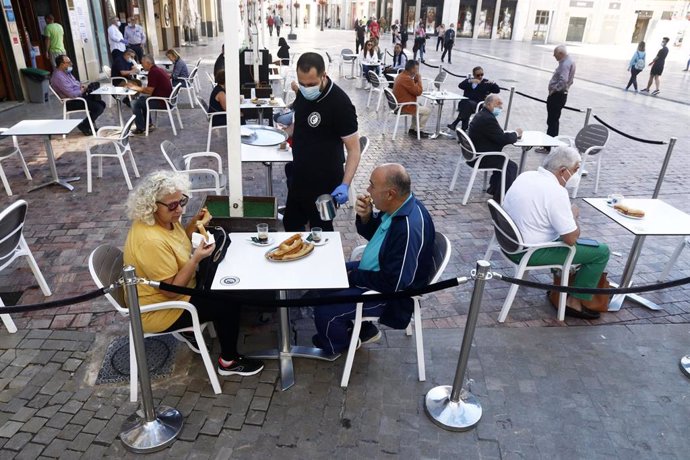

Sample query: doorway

[566,17,586,42]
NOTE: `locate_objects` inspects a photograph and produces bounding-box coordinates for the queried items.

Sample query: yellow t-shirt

[123,220,195,332]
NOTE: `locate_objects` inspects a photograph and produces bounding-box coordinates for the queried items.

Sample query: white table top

[211,232,349,291]
[515,131,567,148]
[269,74,282,81]
[584,198,690,236]
[421,91,466,101]
[3,119,83,136]
[241,143,293,163]
[91,85,137,96]
[268,64,279,69]
[240,98,286,110]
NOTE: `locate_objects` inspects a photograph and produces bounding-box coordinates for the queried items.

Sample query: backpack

[196,226,231,290]
[634,52,645,70]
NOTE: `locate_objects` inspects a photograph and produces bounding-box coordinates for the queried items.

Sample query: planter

[203,196,279,232]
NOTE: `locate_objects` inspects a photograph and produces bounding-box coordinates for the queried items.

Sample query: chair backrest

[383,88,399,111]
[103,65,112,78]
[48,84,65,104]
[433,71,447,90]
[205,71,216,86]
[575,124,609,156]
[195,57,202,68]
[474,101,484,114]
[196,94,210,116]
[160,140,186,171]
[428,232,451,285]
[367,70,380,87]
[88,245,128,315]
[169,83,182,105]
[120,116,136,146]
[188,66,199,82]
[359,135,369,157]
[341,48,355,61]
[487,199,525,254]
[0,200,27,268]
[455,128,479,162]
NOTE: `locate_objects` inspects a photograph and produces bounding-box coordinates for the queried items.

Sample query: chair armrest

[138,300,196,314]
[349,245,366,262]
[185,168,222,185]
[583,145,604,156]
[397,101,419,108]
[556,135,574,147]
[95,126,124,138]
[208,112,227,123]
[183,151,223,171]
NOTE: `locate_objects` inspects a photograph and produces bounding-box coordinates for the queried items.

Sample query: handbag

[550,270,611,312]
[196,226,231,290]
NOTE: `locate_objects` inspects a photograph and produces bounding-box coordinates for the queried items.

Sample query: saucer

[248,237,275,246]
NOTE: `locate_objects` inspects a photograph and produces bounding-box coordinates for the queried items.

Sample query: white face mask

[564,169,581,190]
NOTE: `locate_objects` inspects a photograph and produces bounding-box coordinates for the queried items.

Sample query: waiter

[283,52,361,232]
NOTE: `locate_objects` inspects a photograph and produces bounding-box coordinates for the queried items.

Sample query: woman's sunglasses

[156,194,189,211]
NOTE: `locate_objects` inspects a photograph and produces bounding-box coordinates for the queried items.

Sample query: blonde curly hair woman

[123,170,264,377]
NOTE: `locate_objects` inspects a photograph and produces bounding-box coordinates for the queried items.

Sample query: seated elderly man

[49,55,106,136]
[393,60,432,138]
[312,163,436,355]
[502,147,610,319]
[467,93,522,202]
[126,55,172,134]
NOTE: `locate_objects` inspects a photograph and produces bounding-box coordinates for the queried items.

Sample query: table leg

[429,100,454,140]
[29,135,80,192]
[517,147,530,175]
[117,98,124,127]
[609,235,662,311]
[265,163,273,196]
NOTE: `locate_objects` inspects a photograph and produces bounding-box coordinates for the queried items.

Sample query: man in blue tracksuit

[312,163,436,355]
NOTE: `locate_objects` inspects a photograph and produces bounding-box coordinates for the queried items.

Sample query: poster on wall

[425,7,436,34]
[497,7,514,39]
[458,6,473,37]
[477,8,494,38]
[405,6,416,33]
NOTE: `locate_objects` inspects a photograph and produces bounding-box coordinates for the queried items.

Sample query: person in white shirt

[108,17,127,61]
[359,40,381,89]
[124,16,147,62]
[502,146,610,319]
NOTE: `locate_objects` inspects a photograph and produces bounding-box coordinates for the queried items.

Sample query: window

[661,11,673,20]
[532,10,549,41]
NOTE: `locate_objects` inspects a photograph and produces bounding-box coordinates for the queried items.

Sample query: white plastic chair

[177,66,199,108]
[49,84,96,138]
[0,128,32,196]
[556,124,609,198]
[88,245,221,402]
[659,237,690,282]
[421,70,448,106]
[366,71,387,112]
[0,200,52,333]
[450,128,509,205]
[382,88,420,140]
[339,48,356,77]
[160,140,225,195]
[486,199,576,322]
[340,232,451,388]
[146,83,184,136]
[196,94,227,152]
[85,115,139,192]
[103,65,128,108]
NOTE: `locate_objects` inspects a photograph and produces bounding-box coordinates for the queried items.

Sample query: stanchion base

[424,385,482,432]
[120,406,183,453]
[680,355,690,378]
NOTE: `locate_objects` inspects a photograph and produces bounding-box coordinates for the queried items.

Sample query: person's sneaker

[447,123,457,131]
[131,128,145,135]
[172,331,201,354]
[581,169,589,177]
[640,88,649,93]
[651,89,660,96]
[359,322,382,344]
[218,356,264,376]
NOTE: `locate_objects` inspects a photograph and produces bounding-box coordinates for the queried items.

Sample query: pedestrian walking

[441,24,455,64]
[641,37,669,96]
[413,21,426,62]
[536,45,575,153]
[43,14,66,70]
[355,20,366,53]
[435,24,445,52]
[268,14,274,37]
[625,41,646,92]
[274,14,283,37]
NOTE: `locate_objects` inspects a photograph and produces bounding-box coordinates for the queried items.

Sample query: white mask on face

[564,169,581,190]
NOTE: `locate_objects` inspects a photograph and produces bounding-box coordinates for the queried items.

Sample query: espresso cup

[311,227,323,243]
[257,223,269,242]
[607,193,624,205]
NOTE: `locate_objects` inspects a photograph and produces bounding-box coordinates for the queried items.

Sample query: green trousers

[509,242,610,301]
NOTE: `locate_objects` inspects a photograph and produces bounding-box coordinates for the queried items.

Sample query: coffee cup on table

[311,227,322,243]
[607,193,624,206]
[257,223,269,243]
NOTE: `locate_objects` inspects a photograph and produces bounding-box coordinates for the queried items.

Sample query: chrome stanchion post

[425,260,490,431]
[584,107,592,127]
[503,86,515,130]
[119,266,183,453]
[652,137,677,199]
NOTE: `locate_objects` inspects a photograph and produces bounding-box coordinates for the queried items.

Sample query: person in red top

[126,55,173,134]
[369,19,380,40]
[267,14,274,36]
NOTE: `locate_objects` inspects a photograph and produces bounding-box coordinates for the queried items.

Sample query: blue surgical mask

[66,66,73,73]
[299,83,322,101]
[492,107,502,117]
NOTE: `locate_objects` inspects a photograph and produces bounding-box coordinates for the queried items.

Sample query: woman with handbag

[625,41,646,92]
[123,170,264,377]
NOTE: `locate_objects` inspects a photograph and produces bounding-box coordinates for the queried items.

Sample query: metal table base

[29,135,80,192]
[608,235,662,311]
[429,100,454,140]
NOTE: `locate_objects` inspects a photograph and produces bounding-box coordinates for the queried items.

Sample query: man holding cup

[311,164,436,355]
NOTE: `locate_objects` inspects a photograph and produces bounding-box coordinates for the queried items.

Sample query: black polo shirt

[291,77,358,193]
[111,55,134,82]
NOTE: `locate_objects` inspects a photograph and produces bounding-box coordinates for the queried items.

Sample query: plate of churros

[265,233,314,262]
[613,203,645,220]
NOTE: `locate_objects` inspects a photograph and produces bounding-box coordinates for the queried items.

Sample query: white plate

[308,237,329,246]
[248,237,275,246]
[615,209,644,220]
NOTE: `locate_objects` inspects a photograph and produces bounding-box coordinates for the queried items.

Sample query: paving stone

[56,423,82,441]
[19,416,48,434]
[3,432,32,451]
[42,438,70,458]
[93,405,116,420]
[249,396,271,412]
[253,383,275,398]
[94,414,127,445]
[14,442,45,460]
[0,420,23,438]
[58,400,83,415]
[244,410,266,426]
[45,413,73,430]
[68,410,95,426]
[224,413,245,431]
[60,359,82,373]
[81,418,107,435]
[178,410,207,442]
[68,432,95,452]
[27,394,52,410]
[35,406,61,419]
[32,427,61,445]
[10,406,37,423]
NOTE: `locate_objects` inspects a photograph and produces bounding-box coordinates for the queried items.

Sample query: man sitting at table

[383,43,407,83]
[448,66,500,132]
[111,49,140,107]
[126,55,172,135]
[311,163,436,356]
[467,94,522,202]
[502,147,609,319]
[393,60,431,138]
[49,55,106,136]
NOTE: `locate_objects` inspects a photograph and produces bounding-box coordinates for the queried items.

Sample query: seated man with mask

[502,147,610,319]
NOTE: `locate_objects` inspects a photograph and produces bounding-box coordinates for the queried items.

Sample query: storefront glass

[402,0,416,33]
[497,0,517,39]
[457,2,475,38]
[477,0,495,38]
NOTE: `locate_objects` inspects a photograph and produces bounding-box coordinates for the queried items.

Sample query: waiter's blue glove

[331,184,349,205]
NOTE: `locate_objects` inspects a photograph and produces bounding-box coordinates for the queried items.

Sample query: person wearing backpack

[441,23,456,64]
[625,41,646,92]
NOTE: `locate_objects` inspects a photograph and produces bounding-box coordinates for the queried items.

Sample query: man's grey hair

[382,164,411,196]
[141,54,155,64]
[484,94,501,106]
[542,146,581,173]
[554,44,568,55]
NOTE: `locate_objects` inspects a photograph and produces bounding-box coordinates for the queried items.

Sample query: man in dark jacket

[441,23,455,64]
[467,94,522,202]
[312,164,436,356]
[448,66,500,131]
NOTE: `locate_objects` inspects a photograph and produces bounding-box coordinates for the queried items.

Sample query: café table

[241,143,293,195]
[420,91,467,139]
[90,85,137,127]
[583,198,690,311]
[211,231,349,390]
[2,119,82,192]
[268,63,280,75]
[342,53,358,80]
[240,97,287,125]
[514,131,567,174]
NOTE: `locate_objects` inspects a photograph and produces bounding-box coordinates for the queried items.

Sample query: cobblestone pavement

[0,29,689,457]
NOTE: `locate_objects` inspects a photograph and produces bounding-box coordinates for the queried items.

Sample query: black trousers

[467,156,518,202]
[626,68,642,90]
[356,36,365,54]
[450,99,477,130]
[441,44,453,63]
[65,96,105,134]
[436,36,443,51]
[283,187,335,232]
[546,91,568,137]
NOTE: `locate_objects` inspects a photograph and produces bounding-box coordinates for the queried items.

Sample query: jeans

[508,242,610,301]
[546,91,568,137]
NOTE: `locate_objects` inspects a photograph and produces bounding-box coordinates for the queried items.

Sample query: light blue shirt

[359,195,413,271]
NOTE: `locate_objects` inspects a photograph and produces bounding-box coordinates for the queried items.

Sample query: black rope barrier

[443,68,466,79]
[421,60,441,69]
[593,115,667,145]
[156,278,464,307]
[386,50,394,57]
[0,288,109,314]
[508,90,583,113]
[493,272,690,295]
